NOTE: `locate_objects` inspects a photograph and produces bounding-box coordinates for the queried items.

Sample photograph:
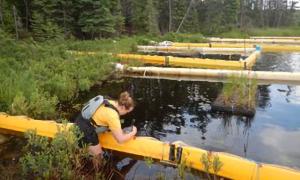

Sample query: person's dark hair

[118,91,135,110]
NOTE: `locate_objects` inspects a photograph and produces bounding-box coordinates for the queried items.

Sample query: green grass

[248,27,300,36]
[213,27,300,38]
[222,75,257,108]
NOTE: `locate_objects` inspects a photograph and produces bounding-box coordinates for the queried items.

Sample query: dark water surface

[91,78,300,171]
[254,52,300,72]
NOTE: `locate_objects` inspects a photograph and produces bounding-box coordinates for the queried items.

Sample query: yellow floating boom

[245,50,261,68]
[117,54,251,70]
[172,43,300,52]
[208,37,300,45]
[0,114,300,180]
[138,46,255,55]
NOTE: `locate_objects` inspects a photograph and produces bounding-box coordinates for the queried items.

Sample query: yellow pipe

[245,51,261,69]
[117,54,165,65]
[250,36,300,40]
[208,38,300,45]
[125,67,300,83]
[172,43,300,52]
[1,114,300,180]
[117,54,246,70]
[138,46,255,55]
[169,56,244,69]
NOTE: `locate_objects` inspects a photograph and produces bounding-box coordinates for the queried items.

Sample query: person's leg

[74,114,104,170]
[88,143,103,171]
[88,143,103,156]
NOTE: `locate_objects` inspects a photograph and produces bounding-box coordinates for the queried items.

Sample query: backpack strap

[89,99,120,134]
[103,99,120,116]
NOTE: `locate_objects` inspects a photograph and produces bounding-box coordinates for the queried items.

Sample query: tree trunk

[0,0,4,26]
[168,0,172,32]
[63,8,67,37]
[23,0,29,32]
[13,5,19,40]
[240,0,244,31]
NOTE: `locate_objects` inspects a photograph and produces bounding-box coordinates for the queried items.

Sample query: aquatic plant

[200,151,223,180]
[144,157,154,168]
[19,122,104,179]
[222,75,257,109]
[177,158,190,180]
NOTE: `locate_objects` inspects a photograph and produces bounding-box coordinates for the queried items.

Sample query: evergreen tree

[223,0,239,30]
[157,0,169,33]
[77,0,115,39]
[52,0,75,37]
[131,0,159,34]
[203,0,224,34]
[31,0,63,41]
[146,0,159,34]
[131,0,146,33]
[0,1,15,33]
[110,0,125,36]
[180,0,200,33]
[171,0,187,31]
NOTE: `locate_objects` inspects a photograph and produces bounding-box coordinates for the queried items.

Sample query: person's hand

[131,126,137,136]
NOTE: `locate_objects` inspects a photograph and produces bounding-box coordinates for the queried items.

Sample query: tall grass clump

[200,152,223,180]
[20,124,104,179]
[222,75,257,109]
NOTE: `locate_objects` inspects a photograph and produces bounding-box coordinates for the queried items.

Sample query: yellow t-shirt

[92,100,121,131]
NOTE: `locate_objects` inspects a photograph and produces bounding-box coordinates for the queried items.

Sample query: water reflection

[258,124,300,168]
[254,53,300,72]
[96,78,300,169]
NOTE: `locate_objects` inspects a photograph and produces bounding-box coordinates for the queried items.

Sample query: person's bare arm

[111,126,137,144]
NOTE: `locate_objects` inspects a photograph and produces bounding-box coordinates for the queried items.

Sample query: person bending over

[75,91,137,160]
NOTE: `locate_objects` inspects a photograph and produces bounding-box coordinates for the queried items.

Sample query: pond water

[254,52,300,72]
[1,52,300,179]
[88,77,300,171]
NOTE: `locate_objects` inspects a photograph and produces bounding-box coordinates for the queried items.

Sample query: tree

[31,0,63,41]
[52,0,75,38]
[224,0,239,30]
[203,0,224,34]
[171,0,187,31]
[77,0,115,39]
[131,0,159,34]
[110,0,125,36]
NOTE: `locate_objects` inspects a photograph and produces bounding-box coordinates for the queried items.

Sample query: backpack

[81,95,119,133]
[81,95,104,120]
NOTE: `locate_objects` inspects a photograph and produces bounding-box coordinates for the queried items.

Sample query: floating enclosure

[172,42,300,52]
[117,48,260,70]
[208,37,300,45]
[138,46,255,60]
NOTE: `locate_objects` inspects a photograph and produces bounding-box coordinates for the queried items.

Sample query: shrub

[20,124,102,179]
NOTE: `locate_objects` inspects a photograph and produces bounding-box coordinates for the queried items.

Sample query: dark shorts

[74,114,99,147]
